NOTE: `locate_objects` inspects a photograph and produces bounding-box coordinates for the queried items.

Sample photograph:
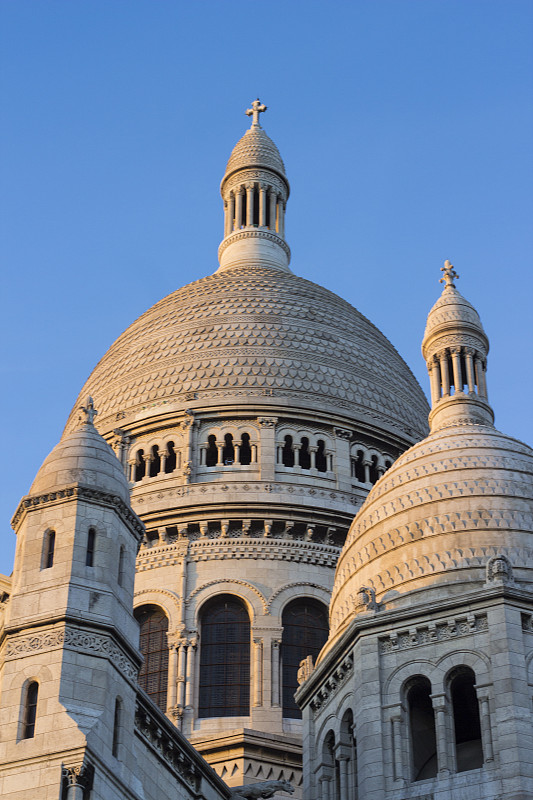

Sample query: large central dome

[66,265,428,438]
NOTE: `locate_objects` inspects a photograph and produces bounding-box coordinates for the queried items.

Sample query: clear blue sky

[1,1,532,576]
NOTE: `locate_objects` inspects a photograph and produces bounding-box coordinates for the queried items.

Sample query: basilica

[1,102,532,800]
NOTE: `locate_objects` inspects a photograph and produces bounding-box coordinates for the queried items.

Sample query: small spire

[80,396,98,425]
[440,259,459,288]
[246,98,267,128]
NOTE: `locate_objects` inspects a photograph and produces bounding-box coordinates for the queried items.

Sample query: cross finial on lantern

[440,259,459,288]
[80,396,98,425]
[246,98,267,127]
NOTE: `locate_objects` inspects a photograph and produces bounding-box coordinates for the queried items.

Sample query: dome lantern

[422,260,494,431]
[217,99,291,274]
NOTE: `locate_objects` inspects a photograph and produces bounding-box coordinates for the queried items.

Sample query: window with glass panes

[135,605,169,711]
[281,599,328,718]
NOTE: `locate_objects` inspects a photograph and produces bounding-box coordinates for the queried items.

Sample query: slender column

[476,690,494,762]
[431,693,451,774]
[363,460,371,484]
[271,639,281,706]
[465,348,476,394]
[168,643,178,710]
[318,776,331,800]
[391,714,404,781]
[450,347,463,392]
[337,756,349,799]
[476,358,488,399]
[277,445,283,463]
[309,445,318,469]
[185,638,197,708]
[217,444,224,464]
[259,184,267,226]
[253,638,263,707]
[429,357,441,405]
[439,352,451,396]
[235,188,244,229]
[127,458,136,482]
[251,443,258,463]
[293,443,301,469]
[224,200,229,237]
[269,190,277,231]
[246,183,254,226]
[327,452,333,472]
[177,643,186,708]
[159,451,168,473]
[199,445,206,466]
[62,766,93,800]
[234,443,241,463]
[143,453,153,479]
[228,193,235,234]
[279,199,285,237]
[183,413,195,464]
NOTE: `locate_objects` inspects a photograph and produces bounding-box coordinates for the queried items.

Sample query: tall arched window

[316,440,327,472]
[149,445,161,477]
[21,681,39,739]
[199,595,250,718]
[165,441,177,473]
[223,433,234,464]
[135,450,146,481]
[240,433,252,465]
[135,605,169,711]
[406,676,437,781]
[282,435,295,467]
[450,667,483,771]
[281,599,329,718]
[299,437,311,469]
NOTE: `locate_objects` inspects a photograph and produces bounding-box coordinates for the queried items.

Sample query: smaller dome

[224,125,286,181]
[30,422,130,503]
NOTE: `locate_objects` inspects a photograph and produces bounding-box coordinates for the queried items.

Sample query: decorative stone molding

[12,484,145,540]
[485,553,514,585]
[257,416,278,427]
[266,581,331,613]
[5,625,139,681]
[62,763,94,790]
[379,613,488,654]
[218,229,291,260]
[309,652,354,713]
[187,579,269,614]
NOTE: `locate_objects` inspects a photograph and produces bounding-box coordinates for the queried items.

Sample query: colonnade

[224,182,286,237]
[428,346,488,406]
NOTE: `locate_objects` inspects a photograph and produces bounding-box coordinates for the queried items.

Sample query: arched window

[117,545,125,587]
[223,433,235,465]
[450,667,483,771]
[240,433,252,465]
[149,445,161,477]
[86,528,96,567]
[406,676,437,781]
[299,437,311,470]
[316,440,327,472]
[135,450,146,481]
[353,450,365,483]
[369,455,379,484]
[199,595,250,718]
[282,435,294,467]
[281,599,329,719]
[206,435,218,467]
[340,709,356,797]
[21,681,39,739]
[322,731,337,800]
[135,605,169,711]
[112,697,122,758]
[165,441,177,473]
[43,530,56,569]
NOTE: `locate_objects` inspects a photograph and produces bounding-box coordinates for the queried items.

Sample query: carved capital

[62,763,94,789]
[257,416,278,427]
[335,428,352,440]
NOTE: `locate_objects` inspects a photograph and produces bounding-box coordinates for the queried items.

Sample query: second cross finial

[246,98,267,127]
[440,259,459,288]
[80,396,98,425]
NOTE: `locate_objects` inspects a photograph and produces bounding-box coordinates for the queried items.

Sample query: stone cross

[440,259,459,287]
[80,396,98,425]
[246,99,267,127]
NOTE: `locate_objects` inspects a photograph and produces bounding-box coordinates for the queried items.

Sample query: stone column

[475,687,494,763]
[159,450,168,473]
[429,357,441,405]
[327,452,333,472]
[235,188,244,229]
[465,348,476,394]
[253,638,263,707]
[62,765,93,799]
[185,637,197,709]
[143,453,153,479]
[390,712,404,782]
[167,641,179,710]
[217,443,224,465]
[450,347,463,392]
[279,199,285,237]
[234,443,241,463]
[309,445,318,470]
[431,692,451,774]
[251,443,258,463]
[439,352,451,396]
[269,190,277,231]
[183,412,195,465]
[271,639,281,706]
[246,183,254,226]
[337,755,349,798]
[475,357,488,399]
[363,460,371,484]
[177,642,187,709]
[259,183,267,226]
[228,192,235,234]
[334,428,351,491]
[257,416,277,481]
[199,444,206,466]
[127,457,136,482]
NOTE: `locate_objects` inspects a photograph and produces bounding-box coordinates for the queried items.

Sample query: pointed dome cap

[222,100,288,187]
[30,398,130,503]
[422,261,488,359]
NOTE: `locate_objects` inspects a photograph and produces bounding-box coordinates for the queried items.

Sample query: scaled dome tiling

[224,125,286,179]
[329,421,533,640]
[64,266,429,438]
[31,423,131,503]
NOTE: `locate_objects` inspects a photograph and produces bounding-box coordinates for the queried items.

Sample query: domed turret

[218,99,291,273]
[329,262,533,643]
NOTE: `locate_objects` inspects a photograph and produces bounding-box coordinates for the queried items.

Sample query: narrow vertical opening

[206,434,218,466]
[354,450,365,483]
[265,195,271,228]
[240,433,252,465]
[223,433,235,465]
[86,528,96,567]
[21,681,39,739]
[165,441,176,473]
[149,445,160,477]
[112,697,122,758]
[316,440,327,472]
[369,455,379,484]
[241,191,247,228]
[253,186,260,225]
[450,667,483,772]
[282,435,294,467]
[135,450,145,481]
[118,545,125,587]
[407,676,437,781]
[43,530,56,569]
[299,437,311,470]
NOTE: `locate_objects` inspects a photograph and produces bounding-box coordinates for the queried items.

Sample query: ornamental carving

[62,763,94,789]
[309,653,354,714]
[379,613,488,654]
